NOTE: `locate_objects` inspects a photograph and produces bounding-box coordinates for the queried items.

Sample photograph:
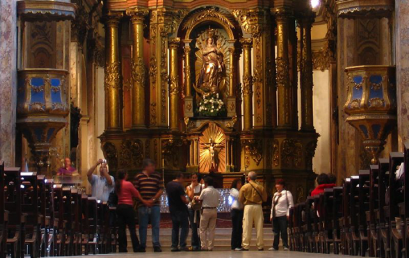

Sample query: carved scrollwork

[150,102,157,125]
[305,140,317,170]
[169,75,179,95]
[276,57,290,87]
[281,139,303,168]
[368,97,385,108]
[119,139,144,168]
[183,7,234,31]
[242,139,263,167]
[349,99,361,109]
[242,75,252,95]
[162,139,183,168]
[273,139,279,167]
[105,62,121,90]
[102,142,118,170]
[29,102,46,112]
[131,57,146,87]
[149,57,157,85]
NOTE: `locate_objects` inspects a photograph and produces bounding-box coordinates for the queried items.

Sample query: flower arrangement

[197,93,226,117]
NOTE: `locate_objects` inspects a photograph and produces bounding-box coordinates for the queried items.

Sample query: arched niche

[177,7,242,117]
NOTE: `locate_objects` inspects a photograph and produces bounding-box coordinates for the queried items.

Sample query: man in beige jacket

[239,171,268,251]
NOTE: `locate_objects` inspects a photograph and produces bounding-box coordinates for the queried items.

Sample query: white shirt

[230,188,243,210]
[187,183,204,208]
[89,175,115,202]
[270,190,294,217]
[199,186,220,208]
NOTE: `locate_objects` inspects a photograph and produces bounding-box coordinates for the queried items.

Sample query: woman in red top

[116,169,147,252]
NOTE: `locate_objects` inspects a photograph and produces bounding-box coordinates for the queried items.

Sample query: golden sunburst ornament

[199,123,226,173]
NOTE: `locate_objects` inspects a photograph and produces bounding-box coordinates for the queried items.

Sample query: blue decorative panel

[359,125,369,138]
[352,75,363,100]
[372,124,382,139]
[369,75,384,100]
[47,128,55,142]
[50,78,62,104]
[30,77,45,104]
[50,78,60,87]
[33,128,44,142]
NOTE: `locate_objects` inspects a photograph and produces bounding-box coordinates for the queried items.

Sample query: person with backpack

[186,173,203,251]
[269,179,294,251]
[115,169,147,253]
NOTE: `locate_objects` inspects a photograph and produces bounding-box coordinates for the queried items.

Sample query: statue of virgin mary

[197,29,225,94]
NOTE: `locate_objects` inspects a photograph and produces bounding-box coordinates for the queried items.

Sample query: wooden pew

[109,207,118,253]
[349,175,361,256]
[319,188,334,254]
[289,205,295,250]
[0,161,7,258]
[298,201,309,252]
[304,196,316,252]
[20,172,41,258]
[4,167,25,258]
[52,184,65,256]
[44,180,55,257]
[81,196,98,255]
[368,164,380,257]
[378,158,390,258]
[340,178,352,255]
[61,187,73,256]
[389,153,405,258]
[404,143,409,258]
[71,189,83,256]
[358,170,370,256]
[332,186,343,254]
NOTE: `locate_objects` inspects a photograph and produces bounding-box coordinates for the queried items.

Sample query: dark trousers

[117,204,139,252]
[231,209,243,249]
[171,209,189,248]
[188,208,201,249]
[273,216,288,249]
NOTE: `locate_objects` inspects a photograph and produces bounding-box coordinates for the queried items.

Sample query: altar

[98,4,319,202]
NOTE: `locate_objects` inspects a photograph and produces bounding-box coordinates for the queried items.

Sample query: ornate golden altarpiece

[99,0,319,200]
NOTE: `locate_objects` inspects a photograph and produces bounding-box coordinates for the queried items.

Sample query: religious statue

[195,29,225,95]
[201,137,224,172]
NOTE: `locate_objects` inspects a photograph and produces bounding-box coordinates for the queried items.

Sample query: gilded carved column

[169,38,180,131]
[241,38,252,131]
[128,8,148,129]
[149,8,170,128]
[300,15,315,131]
[275,9,293,129]
[184,40,194,117]
[104,12,122,131]
[229,46,235,97]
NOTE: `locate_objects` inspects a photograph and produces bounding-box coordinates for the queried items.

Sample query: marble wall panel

[396,0,409,149]
[0,0,17,166]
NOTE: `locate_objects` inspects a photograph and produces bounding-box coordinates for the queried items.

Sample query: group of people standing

[85,158,296,252]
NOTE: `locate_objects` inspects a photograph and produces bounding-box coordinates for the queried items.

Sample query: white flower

[216,93,219,98]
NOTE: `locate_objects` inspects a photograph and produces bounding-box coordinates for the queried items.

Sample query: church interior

[1,0,409,256]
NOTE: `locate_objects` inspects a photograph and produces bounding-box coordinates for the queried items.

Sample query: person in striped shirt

[133,159,164,252]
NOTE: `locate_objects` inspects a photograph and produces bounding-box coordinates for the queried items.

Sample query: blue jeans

[138,206,161,248]
[171,209,189,248]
